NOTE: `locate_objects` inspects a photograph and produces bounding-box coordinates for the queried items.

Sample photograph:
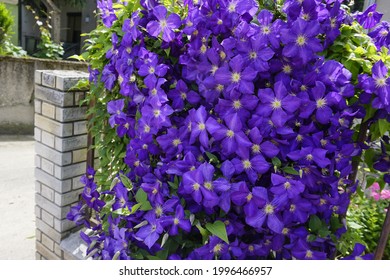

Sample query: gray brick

[42,72,56,88]
[35,142,72,166]
[72,148,87,163]
[75,92,86,106]
[55,106,87,122]
[41,158,54,176]
[41,209,54,227]
[35,85,74,107]
[41,233,54,251]
[35,252,42,260]
[54,218,77,232]
[55,135,87,152]
[35,70,43,85]
[54,189,82,206]
[36,241,61,260]
[35,168,72,193]
[35,181,41,193]
[41,131,55,148]
[35,205,41,219]
[41,184,54,201]
[42,102,56,119]
[34,100,42,114]
[36,229,42,242]
[54,243,63,258]
[34,127,42,142]
[35,193,70,220]
[72,175,84,190]
[36,219,64,244]
[35,155,41,169]
[73,121,87,135]
[54,162,86,180]
[35,114,73,137]
[55,72,89,91]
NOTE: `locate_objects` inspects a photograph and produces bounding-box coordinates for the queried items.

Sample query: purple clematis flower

[214,55,257,94]
[281,18,322,64]
[97,0,117,28]
[256,81,301,128]
[341,243,374,260]
[107,99,126,128]
[160,205,191,235]
[206,113,252,158]
[245,187,286,233]
[231,182,266,217]
[355,4,382,30]
[147,5,181,42]
[135,212,164,249]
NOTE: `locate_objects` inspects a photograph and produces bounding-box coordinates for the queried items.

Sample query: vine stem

[374,203,390,259]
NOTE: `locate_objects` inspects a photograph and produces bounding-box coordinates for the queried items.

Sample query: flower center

[283,65,292,74]
[290,204,296,212]
[211,65,219,75]
[249,51,257,59]
[151,88,157,95]
[213,244,223,254]
[155,205,163,217]
[246,192,253,201]
[262,26,271,35]
[226,130,235,138]
[375,77,387,87]
[216,84,224,92]
[204,181,213,190]
[228,3,236,13]
[271,98,282,110]
[180,92,187,99]
[248,245,254,252]
[296,35,307,46]
[243,160,252,169]
[252,144,261,153]
[233,100,242,109]
[198,123,206,130]
[142,144,148,150]
[264,204,274,214]
[284,182,291,189]
[153,109,161,117]
[160,19,167,28]
[172,138,181,147]
[381,30,389,37]
[148,66,155,74]
[316,97,327,108]
[282,228,289,235]
[144,125,151,133]
[306,154,313,161]
[368,12,373,17]
[305,250,313,259]
[118,75,124,84]
[217,19,223,25]
[231,72,241,83]
[296,134,303,142]
[301,13,310,21]
[193,183,200,191]
[173,218,180,225]
[220,51,226,60]
[320,139,327,147]
[200,44,207,54]
[330,18,337,28]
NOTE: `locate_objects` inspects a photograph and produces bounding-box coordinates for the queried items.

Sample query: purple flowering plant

[68,0,390,260]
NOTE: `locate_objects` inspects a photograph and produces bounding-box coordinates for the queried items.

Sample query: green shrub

[0,3,13,44]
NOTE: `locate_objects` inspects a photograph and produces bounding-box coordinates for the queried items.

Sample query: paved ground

[0,135,35,260]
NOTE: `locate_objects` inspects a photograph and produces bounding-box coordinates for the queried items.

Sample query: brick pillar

[34,70,89,260]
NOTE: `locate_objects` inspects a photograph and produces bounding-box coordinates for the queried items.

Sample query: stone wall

[0,56,87,135]
[34,70,89,260]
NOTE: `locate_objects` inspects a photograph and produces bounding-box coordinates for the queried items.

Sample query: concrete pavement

[0,135,35,259]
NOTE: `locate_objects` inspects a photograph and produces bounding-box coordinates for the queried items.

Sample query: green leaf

[282,166,299,175]
[135,189,152,211]
[348,221,363,230]
[378,119,390,137]
[195,222,210,245]
[205,152,220,164]
[272,157,282,167]
[119,173,133,190]
[130,203,142,214]
[309,215,322,232]
[205,220,229,244]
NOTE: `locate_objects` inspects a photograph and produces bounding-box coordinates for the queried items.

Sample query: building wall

[0,56,88,134]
